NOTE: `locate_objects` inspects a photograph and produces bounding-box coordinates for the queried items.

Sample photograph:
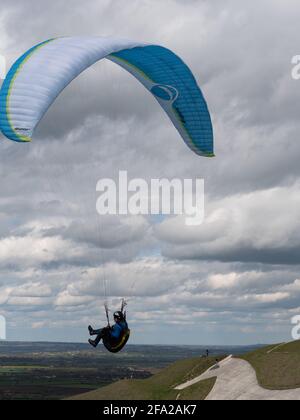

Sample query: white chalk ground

[175,355,300,400]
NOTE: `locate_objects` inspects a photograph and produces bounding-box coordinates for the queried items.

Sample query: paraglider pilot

[88,303,130,353]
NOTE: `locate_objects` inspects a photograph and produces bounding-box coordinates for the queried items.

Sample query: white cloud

[54,290,94,307]
[155,183,300,264]
[208,273,240,289]
[247,292,290,304]
[11,282,52,298]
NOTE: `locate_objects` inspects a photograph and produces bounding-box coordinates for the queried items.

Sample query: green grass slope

[240,340,300,390]
[68,356,221,400]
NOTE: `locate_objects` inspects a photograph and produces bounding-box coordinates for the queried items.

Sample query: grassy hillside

[68,341,300,400]
[240,340,300,390]
[68,356,222,400]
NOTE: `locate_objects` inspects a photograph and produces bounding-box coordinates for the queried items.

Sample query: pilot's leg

[89,328,107,348]
[93,329,103,335]
[88,326,104,336]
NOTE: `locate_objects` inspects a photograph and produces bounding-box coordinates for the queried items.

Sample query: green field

[240,340,300,390]
[69,356,222,400]
[0,366,106,400]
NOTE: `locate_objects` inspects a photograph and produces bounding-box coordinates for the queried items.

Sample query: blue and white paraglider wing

[0,37,213,157]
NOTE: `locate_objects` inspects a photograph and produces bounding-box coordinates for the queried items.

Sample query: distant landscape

[0,342,262,400]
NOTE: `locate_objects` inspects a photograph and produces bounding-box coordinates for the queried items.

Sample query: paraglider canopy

[0,36,214,157]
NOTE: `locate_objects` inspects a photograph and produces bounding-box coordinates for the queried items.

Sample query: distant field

[0,365,127,400]
[240,340,300,390]
[0,342,261,400]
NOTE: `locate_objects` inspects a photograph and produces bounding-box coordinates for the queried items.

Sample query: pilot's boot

[88,326,95,336]
[88,331,104,348]
[88,339,97,348]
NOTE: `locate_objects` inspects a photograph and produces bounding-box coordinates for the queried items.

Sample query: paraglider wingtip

[19,136,32,143]
[3,134,32,143]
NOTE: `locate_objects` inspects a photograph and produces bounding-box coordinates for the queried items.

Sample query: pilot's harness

[103,299,130,353]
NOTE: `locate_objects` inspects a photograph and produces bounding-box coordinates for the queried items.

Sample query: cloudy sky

[0,0,300,346]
